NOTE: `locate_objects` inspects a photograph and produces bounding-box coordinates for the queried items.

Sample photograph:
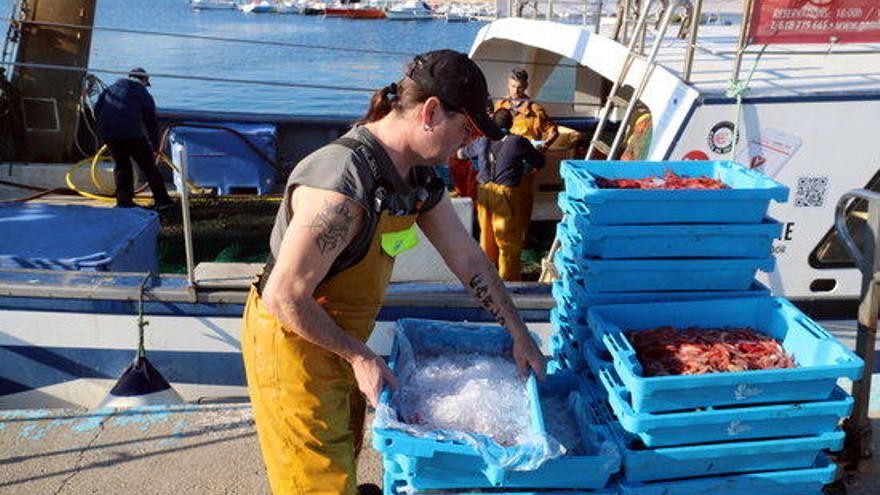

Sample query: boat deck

[657,24,880,99]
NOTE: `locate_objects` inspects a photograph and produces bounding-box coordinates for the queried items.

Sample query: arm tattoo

[309,200,356,255]
[468,273,507,326]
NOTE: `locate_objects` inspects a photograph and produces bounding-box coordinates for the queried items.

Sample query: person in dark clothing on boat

[459,108,544,281]
[95,67,172,209]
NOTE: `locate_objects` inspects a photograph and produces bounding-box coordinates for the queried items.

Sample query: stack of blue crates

[549,160,865,494]
[373,319,622,495]
[549,159,787,375]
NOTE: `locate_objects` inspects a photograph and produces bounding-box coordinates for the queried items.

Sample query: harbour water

[3,0,487,115]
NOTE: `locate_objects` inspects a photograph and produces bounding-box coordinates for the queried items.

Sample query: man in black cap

[95,67,172,209]
[242,49,545,495]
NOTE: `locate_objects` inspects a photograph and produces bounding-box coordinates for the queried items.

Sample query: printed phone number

[769,20,880,31]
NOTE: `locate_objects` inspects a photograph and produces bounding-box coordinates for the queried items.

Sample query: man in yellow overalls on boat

[493,68,559,266]
[241,50,546,495]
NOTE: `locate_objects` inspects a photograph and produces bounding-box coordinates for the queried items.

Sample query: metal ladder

[834,189,880,471]
[1,1,26,78]
[539,0,692,282]
[585,0,692,160]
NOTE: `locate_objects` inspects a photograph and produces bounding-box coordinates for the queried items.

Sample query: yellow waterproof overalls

[481,99,556,280]
[242,142,421,495]
[476,135,531,282]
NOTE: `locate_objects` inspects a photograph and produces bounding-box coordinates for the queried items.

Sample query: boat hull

[386,11,433,20]
[324,8,386,19]
[0,291,553,409]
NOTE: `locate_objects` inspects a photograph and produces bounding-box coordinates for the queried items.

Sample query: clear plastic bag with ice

[373,319,564,471]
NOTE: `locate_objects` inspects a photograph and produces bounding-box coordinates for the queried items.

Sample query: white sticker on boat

[736,127,803,177]
[707,121,738,154]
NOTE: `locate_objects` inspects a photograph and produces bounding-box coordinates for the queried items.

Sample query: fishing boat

[239,0,276,13]
[1,3,878,459]
[324,2,386,19]
[301,1,326,15]
[275,1,304,14]
[444,8,470,23]
[190,0,238,10]
[385,0,433,20]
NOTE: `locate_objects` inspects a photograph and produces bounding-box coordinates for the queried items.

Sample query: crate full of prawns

[586,297,863,413]
[559,160,789,225]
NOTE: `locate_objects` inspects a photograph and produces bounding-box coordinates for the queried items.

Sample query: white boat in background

[275,1,304,14]
[444,8,470,23]
[190,0,238,10]
[385,0,433,20]
[239,0,277,13]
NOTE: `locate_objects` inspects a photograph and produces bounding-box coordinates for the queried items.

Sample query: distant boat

[302,2,326,15]
[385,0,433,20]
[324,4,386,19]
[190,0,237,10]
[275,1,303,14]
[239,0,277,13]
[444,8,470,22]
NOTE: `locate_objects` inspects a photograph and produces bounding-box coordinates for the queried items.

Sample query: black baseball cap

[406,50,503,140]
[128,67,151,86]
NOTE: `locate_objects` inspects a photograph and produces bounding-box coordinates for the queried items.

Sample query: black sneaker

[115,202,137,208]
[356,483,382,495]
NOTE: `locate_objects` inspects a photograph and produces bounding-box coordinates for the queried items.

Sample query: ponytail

[359,83,399,124]
[358,78,433,125]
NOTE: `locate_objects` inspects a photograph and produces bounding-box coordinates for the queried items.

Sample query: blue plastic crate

[551,306,592,344]
[549,332,587,373]
[559,160,789,225]
[557,198,783,259]
[551,266,770,316]
[599,367,853,447]
[581,376,844,482]
[588,297,864,412]
[379,371,622,490]
[551,282,770,344]
[617,454,837,495]
[373,320,620,489]
[169,122,278,195]
[582,337,613,378]
[0,204,159,273]
[385,466,618,495]
[555,250,774,292]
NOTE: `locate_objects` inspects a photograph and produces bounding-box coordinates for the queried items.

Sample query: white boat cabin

[470,17,880,301]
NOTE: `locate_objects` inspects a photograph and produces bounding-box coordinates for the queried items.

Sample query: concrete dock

[0,402,877,494]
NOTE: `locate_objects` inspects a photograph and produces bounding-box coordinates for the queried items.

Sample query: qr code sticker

[795,177,828,208]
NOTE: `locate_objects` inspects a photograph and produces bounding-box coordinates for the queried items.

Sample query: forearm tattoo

[309,200,355,255]
[468,273,507,326]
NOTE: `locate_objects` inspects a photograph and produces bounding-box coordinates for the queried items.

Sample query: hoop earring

[423,124,433,132]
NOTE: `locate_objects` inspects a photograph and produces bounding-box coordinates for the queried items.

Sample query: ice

[397,352,532,446]
[541,392,587,455]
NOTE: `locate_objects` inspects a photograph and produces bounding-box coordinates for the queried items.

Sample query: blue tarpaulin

[0,203,159,272]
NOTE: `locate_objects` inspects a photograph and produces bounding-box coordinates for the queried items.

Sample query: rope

[2,61,378,93]
[3,18,585,69]
[136,273,151,361]
[1,60,606,108]
[725,44,767,162]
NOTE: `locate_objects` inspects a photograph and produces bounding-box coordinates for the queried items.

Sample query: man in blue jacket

[95,68,172,209]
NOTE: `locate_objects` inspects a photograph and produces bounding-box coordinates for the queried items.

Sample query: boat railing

[176,145,198,294]
[835,189,880,467]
